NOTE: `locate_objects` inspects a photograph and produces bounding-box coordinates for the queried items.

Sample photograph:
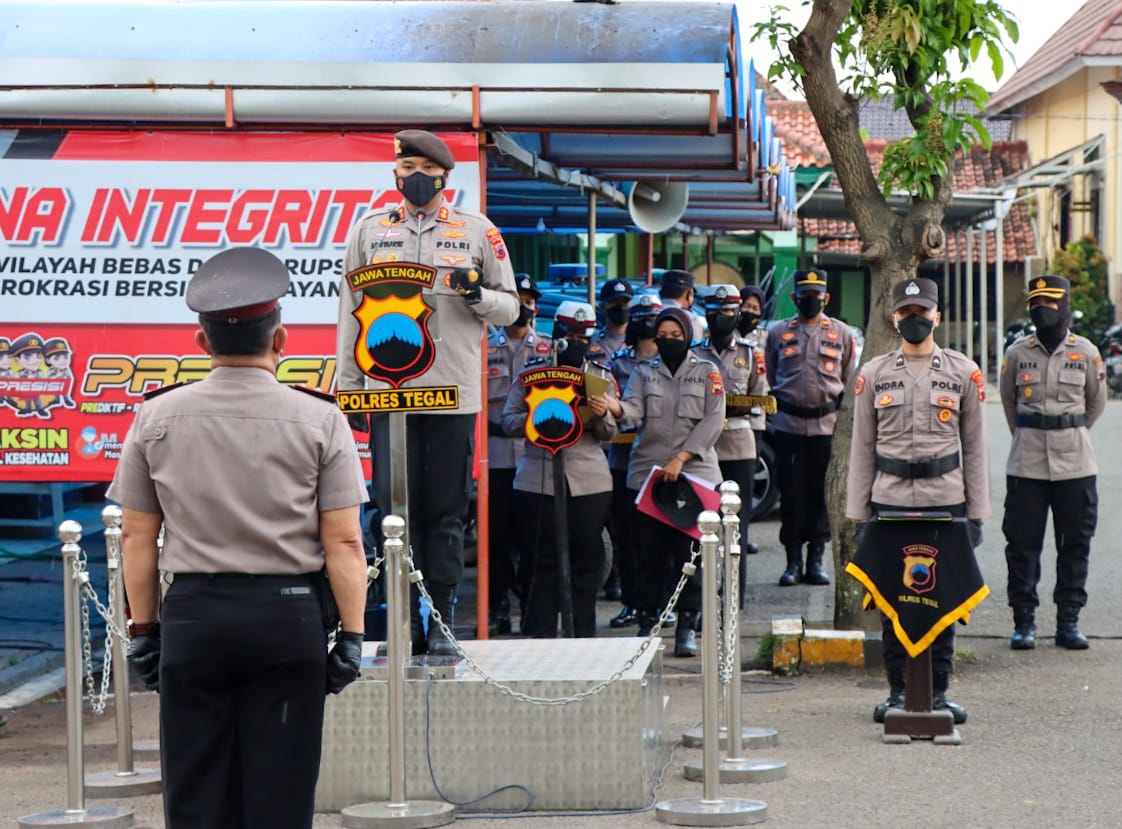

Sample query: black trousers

[515,489,611,637]
[630,491,702,615]
[718,457,756,555]
[610,468,638,607]
[159,574,328,829]
[773,430,832,549]
[371,412,474,588]
[1003,475,1098,610]
[487,467,518,614]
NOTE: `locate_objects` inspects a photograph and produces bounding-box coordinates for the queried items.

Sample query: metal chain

[403,543,701,706]
[717,533,741,686]
[72,551,117,716]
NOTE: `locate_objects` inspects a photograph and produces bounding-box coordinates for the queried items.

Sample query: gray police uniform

[501,357,617,637]
[591,327,626,355]
[1000,332,1105,615]
[846,346,990,682]
[486,326,552,616]
[692,335,770,555]
[108,367,368,829]
[618,351,724,617]
[336,199,519,614]
[765,314,856,550]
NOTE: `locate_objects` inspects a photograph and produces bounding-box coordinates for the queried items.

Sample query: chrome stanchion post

[18,521,133,828]
[655,511,766,826]
[86,506,162,798]
[340,515,454,829]
[686,488,787,785]
[682,482,778,751]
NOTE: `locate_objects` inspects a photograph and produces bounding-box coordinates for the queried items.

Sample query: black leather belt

[1016,412,1087,429]
[776,397,840,419]
[875,452,961,479]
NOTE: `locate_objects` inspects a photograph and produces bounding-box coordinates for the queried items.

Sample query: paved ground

[2,395,1121,827]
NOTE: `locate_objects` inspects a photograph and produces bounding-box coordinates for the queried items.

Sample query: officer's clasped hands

[325,631,364,694]
[449,267,483,303]
[128,633,161,692]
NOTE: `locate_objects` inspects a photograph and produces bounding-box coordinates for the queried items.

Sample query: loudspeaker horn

[627,181,689,234]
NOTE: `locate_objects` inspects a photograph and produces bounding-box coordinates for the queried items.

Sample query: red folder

[634,466,721,540]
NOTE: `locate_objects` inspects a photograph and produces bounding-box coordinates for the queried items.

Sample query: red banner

[0,324,370,482]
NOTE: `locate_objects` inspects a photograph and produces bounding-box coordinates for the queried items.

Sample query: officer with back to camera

[486,273,551,635]
[109,247,370,829]
[1000,275,1105,651]
[846,276,989,725]
[502,300,617,637]
[765,269,856,586]
[692,284,770,571]
[336,129,519,655]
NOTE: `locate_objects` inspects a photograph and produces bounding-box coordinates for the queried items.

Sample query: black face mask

[797,294,823,319]
[706,313,739,339]
[628,316,658,343]
[897,314,935,345]
[606,305,630,326]
[556,339,589,367]
[737,313,760,336]
[397,171,445,207]
[514,305,534,328]
[1030,306,1063,332]
[655,337,689,362]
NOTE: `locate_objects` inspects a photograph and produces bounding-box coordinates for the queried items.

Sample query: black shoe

[744,541,760,555]
[1056,605,1089,650]
[609,607,637,628]
[488,614,512,636]
[778,562,802,587]
[674,628,698,657]
[803,544,830,585]
[933,694,968,724]
[602,574,622,602]
[1011,623,1037,650]
[873,691,904,723]
[635,611,658,637]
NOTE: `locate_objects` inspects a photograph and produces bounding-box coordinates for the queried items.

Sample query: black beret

[186,248,290,322]
[394,130,455,171]
[660,269,695,296]
[892,277,939,312]
[1027,274,1070,301]
[10,333,45,356]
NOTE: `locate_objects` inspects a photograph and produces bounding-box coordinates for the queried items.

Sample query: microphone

[369,205,405,261]
[388,207,404,223]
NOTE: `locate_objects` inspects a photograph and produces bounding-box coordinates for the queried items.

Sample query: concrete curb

[770,615,882,674]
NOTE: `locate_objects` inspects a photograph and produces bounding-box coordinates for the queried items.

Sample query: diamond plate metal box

[317,638,665,812]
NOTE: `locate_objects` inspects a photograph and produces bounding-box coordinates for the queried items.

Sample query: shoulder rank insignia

[143,382,187,400]
[291,385,338,403]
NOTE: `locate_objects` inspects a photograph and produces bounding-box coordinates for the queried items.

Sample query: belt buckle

[909,461,924,478]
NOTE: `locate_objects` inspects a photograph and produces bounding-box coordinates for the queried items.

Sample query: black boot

[778,546,803,586]
[1056,604,1089,650]
[609,606,637,628]
[933,671,967,724]
[426,583,458,656]
[873,666,905,723]
[744,541,760,555]
[1010,607,1036,650]
[803,543,830,586]
[674,611,699,657]
[635,610,658,637]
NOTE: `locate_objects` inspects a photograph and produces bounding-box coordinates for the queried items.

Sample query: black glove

[449,267,483,303]
[967,518,983,548]
[128,634,161,692]
[326,631,364,695]
[347,412,370,434]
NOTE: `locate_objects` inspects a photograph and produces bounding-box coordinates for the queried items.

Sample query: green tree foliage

[1052,235,1115,344]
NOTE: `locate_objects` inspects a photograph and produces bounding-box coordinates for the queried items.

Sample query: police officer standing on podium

[486,273,551,635]
[337,130,519,654]
[846,277,989,724]
[1000,275,1105,650]
[765,269,856,586]
[109,247,370,829]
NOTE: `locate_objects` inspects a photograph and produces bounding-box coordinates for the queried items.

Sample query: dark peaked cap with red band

[186,247,290,323]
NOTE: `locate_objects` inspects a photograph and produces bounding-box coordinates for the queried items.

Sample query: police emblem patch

[902,544,938,595]
[878,394,894,406]
[937,408,953,423]
[854,375,866,396]
[346,263,438,389]
[520,365,585,455]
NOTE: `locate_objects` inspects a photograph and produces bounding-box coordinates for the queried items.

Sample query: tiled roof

[755,70,787,103]
[986,0,1122,115]
[800,141,1037,262]
[859,97,1012,142]
[769,100,830,167]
